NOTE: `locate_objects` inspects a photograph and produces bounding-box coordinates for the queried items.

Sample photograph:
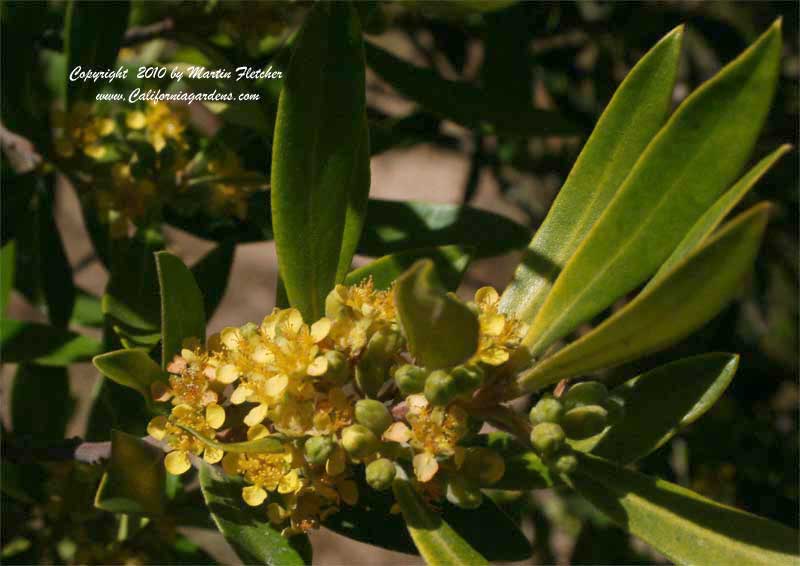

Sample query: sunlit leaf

[345,245,472,291]
[92,348,167,400]
[1,319,102,366]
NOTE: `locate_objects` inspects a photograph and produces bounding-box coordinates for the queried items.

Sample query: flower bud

[562,381,608,411]
[325,286,347,319]
[365,458,396,491]
[530,422,565,456]
[561,405,608,440]
[424,370,459,406]
[356,328,403,397]
[394,364,428,395]
[341,424,379,459]
[554,451,578,474]
[450,364,485,396]
[462,447,505,486]
[304,435,335,466]
[529,394,564,425]
[604,395,625,426]
[239,322,259,338]
[355,399,393,436]
[323,350,350,385]
[445,475,483,510]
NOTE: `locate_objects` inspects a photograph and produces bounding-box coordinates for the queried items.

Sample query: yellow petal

[165,450,191,475]
[482,313,506,336]
[152,133,166,152]
[244,404,268,427]
[413,452,439,483]
[265,374,288,397]
[480,347,509,366]
[126,111,147,129]
[383,422,411,444]
[306,356,328,376]
[172,404,194,420]
[181,348,197,362]
[278,470,301,494]
[475,286,499,307]
[251,345,272,364]
[147,416,168,440]
[83,144,106,159]
[205,403,226,429]
[220,327,241,350]
[338,479,358,506]
[204,446,224,464]
[216,363,240,384]
[97,118,116,135]
[406,394,429,412]
[242,485,267,506]
[247,424,269,440]
[230,384,252,405]
[310,318,331,342]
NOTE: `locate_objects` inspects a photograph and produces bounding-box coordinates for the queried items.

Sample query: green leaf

[515,204,770,394]
[499,27,684,321]
[199,462,311,566]
[522,22,782,357]
[1,240,14,316]
[64,0,130,104]
[470,432,554,491]
[440,498,532,561]
[271,3,368,321]
[191,241,235,322]
[92,348,167,400]
[70,289,104,327]
[572,353,738,464]
[571,453,800,566]
[393,473,488,566]
[647,144,791,287]
[95,430,165,515]
[1,319,102,366]
[11,364,73,442]
[177,425,283,454]
[365,41,576,137]
[345,246,472,291]
[394,260,479,369]
[155,252,206,368]
[359,199,530,259]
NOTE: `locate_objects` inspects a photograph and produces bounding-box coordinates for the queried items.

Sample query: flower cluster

[52,100,262,237]
[149,280,531,535]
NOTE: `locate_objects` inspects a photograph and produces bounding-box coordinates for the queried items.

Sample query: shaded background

[2,1,798,564]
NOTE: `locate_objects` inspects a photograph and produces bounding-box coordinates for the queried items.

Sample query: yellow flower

[473,287,527,366]
[204,151,254,220]
[127,101,187,152]
[52,102,115,159]
[406,395,468,456]
[236,450,295,504]
[325,279,397,355]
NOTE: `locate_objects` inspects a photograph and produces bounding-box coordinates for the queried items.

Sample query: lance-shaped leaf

[522,22,782,357]
[95,430,165,515]
[271,3,369,321]
[64,0,130,104]
[571,453,800,565]
[177,425,283,454]
[345,245,472,291]
[1,319,102,366]
[199,462,311,566]
[365,41,576,137]
[515,203,769,394]
[499,26,684,321]
[394,260,479,369]
[359,199,530,259]
[572,353,738,464]
[646,144,790,287]
[70,289,104,327]
[12,364,73,442]
[393,474,488,566]
[92,348,167,400]
[1,240,15,316]
[155,252,206,368]
[191,241,236,322]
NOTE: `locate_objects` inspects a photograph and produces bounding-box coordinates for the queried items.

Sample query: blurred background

[2,1,797,564]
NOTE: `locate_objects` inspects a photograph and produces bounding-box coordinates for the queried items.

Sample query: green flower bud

[446,475,483,509]
[462,447,505,486]
[530,422,565,456]
[451,364,485,396]
[424,370,459,406]
[394,364,428,395]
[323,350,350,385]
[604,395,625,426]
[341,424,379,459]
[355,399,393,436]
[561,405,608,440]
[554,451,578,474]
[529,394,564,425]
[240,322,259,338]
[365,458,396,491]
[562,381,608,411]
[304,435,335,466]
[325,286,347,319]
[356,328,403,397]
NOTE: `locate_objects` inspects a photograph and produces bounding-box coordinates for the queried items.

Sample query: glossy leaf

[522,22,782,356]
[572,453,800,565]
[499,27,684,321]
[515,204,770,394]
[394,260,479,369]
[365,41,576,137]
[1,319,102,366]
[64,0,130,104]
[336,119,372,281]
[345,245,472,291]
[177,425,283,454]
[359,199,530,259]
[191,241,236,322]
[155,252,206,368]
[647,144,790,287]
[573,354,738,464]
[1,240,14,316]
[199,462,311,566]
[92,348,167,400]
[442,496,532,561]
[11,364,73,442]
[95,430,165,515]
[393,474,488,566]
[271,3,368,321]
